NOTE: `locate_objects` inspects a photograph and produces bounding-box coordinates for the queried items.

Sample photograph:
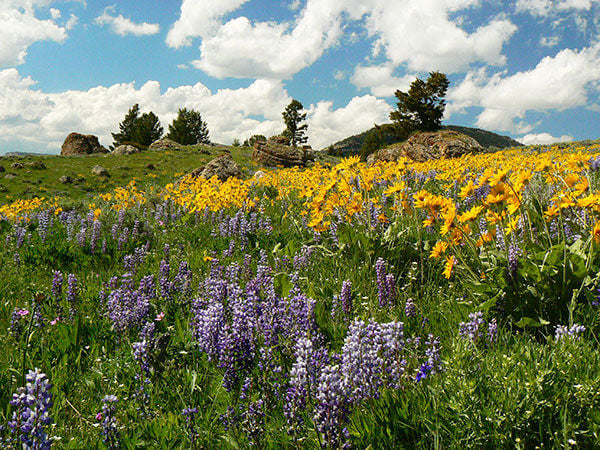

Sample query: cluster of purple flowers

[105,273,155,333]
[99,395,120,449]
[132,322,156,415]
[375,258,396,307]
[458,311,498,345]
[8,369,54,449]
[332,280,353,319]
[554,324,586,340]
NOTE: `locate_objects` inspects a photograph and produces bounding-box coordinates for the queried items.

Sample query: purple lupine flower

[507,242,520,276]
[13,251,21,268]
[182,407,199,445]
[589,155,600,171]
[90,220,102,253]
[37,211,52,243]
[487,319,498,344]
[132,322,156,414]
[313,364,350,449]
[76,227,87,247]
[424,334,442,375]
[293,245,314,270]
[101,239,108,254]
[51,271,63,301]
[105,274,154,333]
[405,298,416,318]
[459,311,485,342]
[375,258,395,306]
[9,308,28,339]
[15,226,27,248]
[100,395,119,449]
[66,274,79,319]
[284,336,313,431]
[340,280,352,316]
[555,324,586,340]
[8,368,54,449]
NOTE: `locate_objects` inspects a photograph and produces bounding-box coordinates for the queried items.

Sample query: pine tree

[282,100,308,147]
[132,112,163,147]
[166,108,210,145]
[111,104,140,149]
[389,71,449,135]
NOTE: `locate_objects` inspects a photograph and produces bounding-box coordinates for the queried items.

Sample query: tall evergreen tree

[166,108,210,145]
[389,71,449,135]
[111,104,140,149]
[282,99,308,147]
[132,112,163,147]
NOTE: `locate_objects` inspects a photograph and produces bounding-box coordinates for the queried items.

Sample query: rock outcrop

[61,133,108,156]
[112,144,140,155]
[368,130,483,164]
[59,175,74,184]
[195,153,242,182]
[252,136,315,168]
[149,138,182,151]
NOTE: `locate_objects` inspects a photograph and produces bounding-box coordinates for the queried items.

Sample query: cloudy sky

[1,0,599,154]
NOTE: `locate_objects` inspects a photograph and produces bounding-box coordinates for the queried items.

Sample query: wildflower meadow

[2,143,600,448]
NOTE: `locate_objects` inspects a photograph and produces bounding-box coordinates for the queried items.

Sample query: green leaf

[513,317,550,328]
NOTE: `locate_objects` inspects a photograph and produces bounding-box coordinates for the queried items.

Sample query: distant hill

[324,124,522,156]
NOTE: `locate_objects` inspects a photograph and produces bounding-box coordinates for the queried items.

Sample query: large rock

[149,138,182,151]
[61,133,108,156]
[92,165,109,177]
[198,153,242,182]
[112,144,140,155]
[11,162,24,169]
[59,175,74,184]
[369,130,483,164]
[252,136,314,168]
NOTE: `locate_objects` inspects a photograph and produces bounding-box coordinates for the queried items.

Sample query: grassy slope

[0,145,254,205]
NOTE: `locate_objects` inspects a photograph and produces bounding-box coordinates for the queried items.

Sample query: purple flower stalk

[100,395,120,449]
[8,368,54,449]
[555,324,586,340]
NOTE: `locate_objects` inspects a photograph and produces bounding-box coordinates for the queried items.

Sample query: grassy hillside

[0,145,261,205]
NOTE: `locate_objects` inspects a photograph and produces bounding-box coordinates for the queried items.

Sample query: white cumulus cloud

[172,0,515,80]
[351,64,415,97]
[519,132,574,145]
[95,7,160,37]
[166,0,249,48]
[516,0,600,16]
[0,2,67,67]
[447,43,600,133]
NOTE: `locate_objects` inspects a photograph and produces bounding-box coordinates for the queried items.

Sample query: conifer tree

[389,71,449,135]
[282,99,308,147]
[166,108,210,145]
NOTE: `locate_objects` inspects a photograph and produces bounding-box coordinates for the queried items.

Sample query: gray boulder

[11,162,24,169]
[198,153,242,182]
[149,138,182,151]
[92,165,109,177]
[59,175,74,184]
[112,144,140,155]
[61,132,108,156]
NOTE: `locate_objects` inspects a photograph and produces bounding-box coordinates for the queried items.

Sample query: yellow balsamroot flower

[459,180,476,199]
[383,181,406,196]
[544,204,560,221]
[458,205,484,223]
[593,222,600,244]
[443,256,456,279]
[93,208,102,221]
[430,241,448,258]
[486,183,509,204]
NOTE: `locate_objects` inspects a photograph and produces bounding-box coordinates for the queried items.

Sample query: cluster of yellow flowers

[2,144,599,282]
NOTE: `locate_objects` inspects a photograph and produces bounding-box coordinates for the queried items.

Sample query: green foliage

[111,104,140,150]
[231,138,241,147]
[359,123,397,160]
[112,104,163,149]
[166,108,210,145]
[389,71,449,135]
[282,99,308,147]
[243,135,266,147]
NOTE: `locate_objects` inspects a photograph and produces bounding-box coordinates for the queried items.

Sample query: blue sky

[0,0,599,154]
